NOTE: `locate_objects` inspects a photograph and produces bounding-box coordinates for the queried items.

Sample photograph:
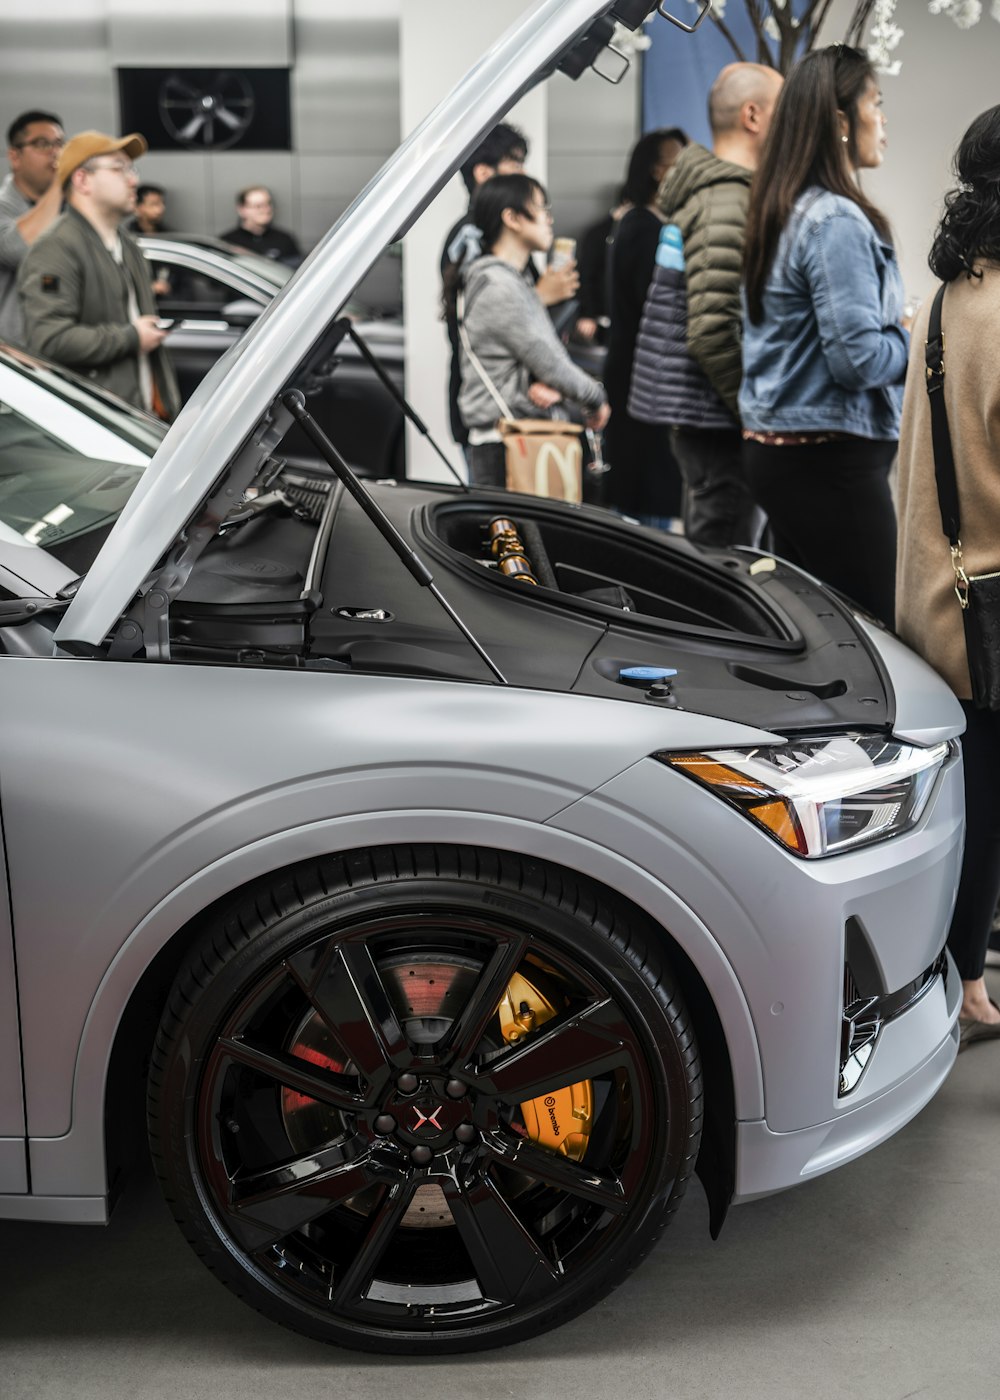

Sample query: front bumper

[550,738,964,1185]
[733,949,960,1201]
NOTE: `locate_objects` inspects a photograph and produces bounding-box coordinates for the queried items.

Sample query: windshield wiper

[282,389,506,685]
[0,595,71,626]
[217,488,303,533]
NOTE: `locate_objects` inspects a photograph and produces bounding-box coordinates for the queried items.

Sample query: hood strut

[339,319,469,494]
[282,391,507,685]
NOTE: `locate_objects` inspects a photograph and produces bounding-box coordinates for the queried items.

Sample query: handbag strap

[924,283,962,546]
[924,282,973,602]
[456,288,515,422]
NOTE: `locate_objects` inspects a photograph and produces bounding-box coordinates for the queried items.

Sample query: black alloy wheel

[148,846,702,1353]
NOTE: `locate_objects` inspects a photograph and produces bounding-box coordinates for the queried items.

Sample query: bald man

[630,62,782,547]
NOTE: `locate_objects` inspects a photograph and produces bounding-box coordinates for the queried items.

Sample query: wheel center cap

[389,1090,469,1146]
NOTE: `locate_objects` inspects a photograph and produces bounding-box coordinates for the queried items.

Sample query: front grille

[839,944,945,1097]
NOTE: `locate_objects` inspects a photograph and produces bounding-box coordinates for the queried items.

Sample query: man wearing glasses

[0,110,66,343]
[18,130,179,421]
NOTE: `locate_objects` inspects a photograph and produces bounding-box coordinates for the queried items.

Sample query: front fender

[29,807,762,1198]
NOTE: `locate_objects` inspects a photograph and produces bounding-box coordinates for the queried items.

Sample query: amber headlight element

[656,734,951,858]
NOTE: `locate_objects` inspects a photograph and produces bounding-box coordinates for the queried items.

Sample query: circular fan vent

[158,71,255,150]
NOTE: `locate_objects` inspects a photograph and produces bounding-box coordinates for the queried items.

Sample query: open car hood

[55,0,666,650]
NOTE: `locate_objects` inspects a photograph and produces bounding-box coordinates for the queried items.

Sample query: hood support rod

[282,390,507,685]
[339,319,470,493]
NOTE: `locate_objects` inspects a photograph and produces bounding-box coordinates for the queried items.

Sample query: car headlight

[656,734,951,858]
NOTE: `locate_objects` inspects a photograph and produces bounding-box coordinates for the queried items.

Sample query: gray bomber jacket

[17,206,180,419]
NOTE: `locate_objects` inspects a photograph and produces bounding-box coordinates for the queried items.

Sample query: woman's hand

[586,402,611,432]
[527,382,563,410]
[536,262,580,307]
[575,317,598,342]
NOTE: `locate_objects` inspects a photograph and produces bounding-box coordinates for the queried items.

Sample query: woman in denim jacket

[740,46,910,627]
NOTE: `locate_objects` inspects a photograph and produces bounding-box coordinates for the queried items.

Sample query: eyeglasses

[84,159,139,179]
[15,137,65,153]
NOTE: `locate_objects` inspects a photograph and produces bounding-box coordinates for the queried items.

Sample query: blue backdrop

[642,6,810,143]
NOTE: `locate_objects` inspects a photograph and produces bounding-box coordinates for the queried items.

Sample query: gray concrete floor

[2,999,997,1400]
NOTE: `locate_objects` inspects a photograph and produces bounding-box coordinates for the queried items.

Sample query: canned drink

[551,237,576,270]
[552,237,576,269]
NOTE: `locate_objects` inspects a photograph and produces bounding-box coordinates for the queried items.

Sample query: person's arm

[0,219,27,273]
[473,277,605,411]
[801,210,909,390]
[15,180,62,247]
[18,241,139,368]
[684,183,746,418]
[0,183,62,272]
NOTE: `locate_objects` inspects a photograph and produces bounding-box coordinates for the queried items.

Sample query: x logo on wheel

[413,1104,443,1132]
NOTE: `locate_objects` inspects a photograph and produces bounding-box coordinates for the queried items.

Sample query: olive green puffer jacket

[654,143,751,422]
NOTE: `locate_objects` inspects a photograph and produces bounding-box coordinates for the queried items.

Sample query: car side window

[152,262,237,316]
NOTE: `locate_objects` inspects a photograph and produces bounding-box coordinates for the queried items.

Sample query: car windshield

[0,353,163,551]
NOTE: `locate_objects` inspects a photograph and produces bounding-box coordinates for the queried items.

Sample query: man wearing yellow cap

[17,130,179,420]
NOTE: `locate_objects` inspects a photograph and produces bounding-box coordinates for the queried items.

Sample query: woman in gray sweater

[452,174,609,487]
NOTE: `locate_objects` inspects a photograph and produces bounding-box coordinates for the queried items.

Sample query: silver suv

[0,0,963,1356]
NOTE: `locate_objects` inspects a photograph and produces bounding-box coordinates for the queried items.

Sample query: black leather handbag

[925,283,1000,709]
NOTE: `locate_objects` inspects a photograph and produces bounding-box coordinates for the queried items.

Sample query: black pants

[670,427,759,549]
[949,704,1000,980]
[742,437,897,628]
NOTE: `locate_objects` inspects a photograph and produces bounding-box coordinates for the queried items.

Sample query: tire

[148,845,702,1354]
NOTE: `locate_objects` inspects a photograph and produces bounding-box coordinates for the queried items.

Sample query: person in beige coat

[897,105,1000,1046]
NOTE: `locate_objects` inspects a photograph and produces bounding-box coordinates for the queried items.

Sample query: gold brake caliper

[498,971,593,1162]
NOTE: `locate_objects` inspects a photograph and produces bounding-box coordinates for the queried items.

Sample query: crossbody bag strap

[456,288,515,422]
[924,281,973,601]
[924,282,962,546]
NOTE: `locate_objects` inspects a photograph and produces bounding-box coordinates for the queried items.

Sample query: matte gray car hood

[55,0,625,650]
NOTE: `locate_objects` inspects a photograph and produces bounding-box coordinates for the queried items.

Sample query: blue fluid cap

[619,665,679,686]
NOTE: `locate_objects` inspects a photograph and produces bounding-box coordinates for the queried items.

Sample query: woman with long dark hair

[897,105,1000,1043]
[740,45,909,626]
[446,174,608,488]
[603,127,688,525]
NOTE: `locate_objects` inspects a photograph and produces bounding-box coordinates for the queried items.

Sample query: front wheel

[148,846,702,1353]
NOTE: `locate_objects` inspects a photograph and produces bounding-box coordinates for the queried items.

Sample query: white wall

[823,1,1000,302]
[399,2,548,483]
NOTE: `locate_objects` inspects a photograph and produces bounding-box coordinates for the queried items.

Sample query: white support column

[399,1,548,481]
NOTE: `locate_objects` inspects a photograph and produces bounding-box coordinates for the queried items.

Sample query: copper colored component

[486,514,538,583]
[492,534,522,560]
[497,552,537,585]
[487,516,519,550]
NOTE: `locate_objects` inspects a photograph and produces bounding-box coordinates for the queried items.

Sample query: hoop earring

[841,135,849,144]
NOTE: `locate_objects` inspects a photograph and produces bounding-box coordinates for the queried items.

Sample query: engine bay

[166,464,893,735]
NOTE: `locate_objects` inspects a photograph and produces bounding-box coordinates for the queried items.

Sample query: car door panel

[0,801,27,1192]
